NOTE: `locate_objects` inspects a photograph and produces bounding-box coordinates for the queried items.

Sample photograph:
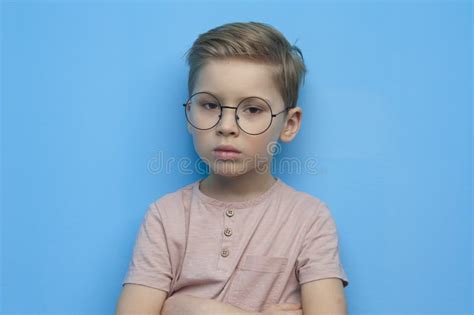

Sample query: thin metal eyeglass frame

[182,91,292,135]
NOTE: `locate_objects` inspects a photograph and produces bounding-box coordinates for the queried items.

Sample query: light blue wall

[2,0,472,314]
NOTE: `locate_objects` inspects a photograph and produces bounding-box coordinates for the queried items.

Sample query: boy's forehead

[199,90,273,106]
[202,58,277,75]
[195,59,280,103]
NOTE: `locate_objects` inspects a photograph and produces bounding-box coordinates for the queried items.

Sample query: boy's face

[187,58,301,177]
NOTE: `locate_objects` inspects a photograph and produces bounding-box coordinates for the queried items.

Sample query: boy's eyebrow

[201,90,273,105]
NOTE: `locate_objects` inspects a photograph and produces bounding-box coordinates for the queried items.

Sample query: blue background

[2,0,472,314]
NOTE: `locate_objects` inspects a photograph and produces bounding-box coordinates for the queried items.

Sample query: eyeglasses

[183,91,291,135]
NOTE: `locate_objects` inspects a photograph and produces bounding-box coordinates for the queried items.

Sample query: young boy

[116,21,349,315]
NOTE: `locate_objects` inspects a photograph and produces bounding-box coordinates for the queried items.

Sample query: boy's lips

[213,145,241,153]
[213,150,242,159]
[213,145,242,159]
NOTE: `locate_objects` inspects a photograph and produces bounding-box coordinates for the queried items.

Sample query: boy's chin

[207,158,272,177]
[210,164,251,177]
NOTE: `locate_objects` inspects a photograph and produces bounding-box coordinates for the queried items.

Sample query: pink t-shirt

[122,177,349,312]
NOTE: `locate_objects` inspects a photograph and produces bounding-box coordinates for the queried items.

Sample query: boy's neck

[199,172,277,203]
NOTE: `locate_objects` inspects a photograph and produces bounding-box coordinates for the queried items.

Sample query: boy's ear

[279,106,302,143]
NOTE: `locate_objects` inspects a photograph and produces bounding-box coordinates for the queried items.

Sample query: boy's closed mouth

[213,145,242,159]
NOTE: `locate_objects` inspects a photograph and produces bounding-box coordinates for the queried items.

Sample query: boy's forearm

[161,294,260,315]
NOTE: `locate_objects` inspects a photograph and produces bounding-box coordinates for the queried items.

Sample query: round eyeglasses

[183,92,291,135]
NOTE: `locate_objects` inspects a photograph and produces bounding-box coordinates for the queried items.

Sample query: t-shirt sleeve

[296,201,349,288]
[122,201,173,293]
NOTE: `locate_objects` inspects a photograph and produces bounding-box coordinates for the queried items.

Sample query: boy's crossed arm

[161,294,302,315]
[162,294,254,314]
[161,278,346,315]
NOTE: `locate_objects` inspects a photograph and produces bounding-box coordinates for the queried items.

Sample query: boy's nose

[216,108,239,136]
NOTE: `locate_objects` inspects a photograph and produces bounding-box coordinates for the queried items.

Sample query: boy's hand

[261,303,302,315]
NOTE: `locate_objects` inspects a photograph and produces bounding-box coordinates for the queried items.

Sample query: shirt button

[224,227,232,237]
[226,209,235,217]
[221,248,230,257]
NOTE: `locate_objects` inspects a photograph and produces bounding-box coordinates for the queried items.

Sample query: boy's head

[183,22,306,177]
[185,21,307,112]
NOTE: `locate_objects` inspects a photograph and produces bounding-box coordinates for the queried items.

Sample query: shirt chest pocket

[227,255,288,312]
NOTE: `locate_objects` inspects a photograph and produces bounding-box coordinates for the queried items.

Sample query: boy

[116,21,349,314]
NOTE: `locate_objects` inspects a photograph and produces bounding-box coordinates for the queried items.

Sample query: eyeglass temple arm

[272,107,292,117]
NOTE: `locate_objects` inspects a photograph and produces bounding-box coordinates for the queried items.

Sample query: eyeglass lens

[185,92,273,134]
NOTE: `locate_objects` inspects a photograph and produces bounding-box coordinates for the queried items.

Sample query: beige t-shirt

[122,177,349,312]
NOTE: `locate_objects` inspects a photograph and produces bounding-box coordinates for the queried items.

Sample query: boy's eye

[201,103,219,110]
[246,107,262,114]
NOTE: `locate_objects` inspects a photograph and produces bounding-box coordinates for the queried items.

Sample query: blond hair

[183,21,307,109]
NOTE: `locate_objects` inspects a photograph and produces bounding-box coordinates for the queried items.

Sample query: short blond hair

[183,21,307,109]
